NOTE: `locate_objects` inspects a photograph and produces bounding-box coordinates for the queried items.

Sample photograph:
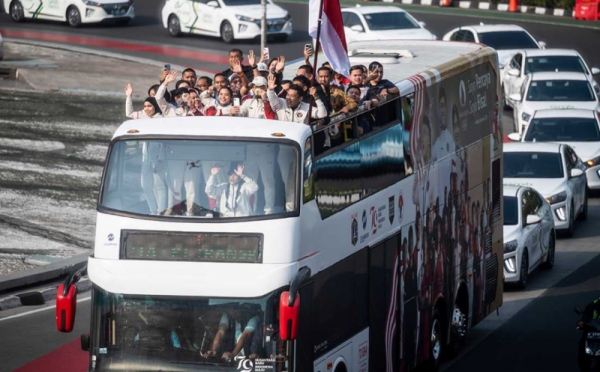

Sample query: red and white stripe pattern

[308,0,351,77]
[385,250,400,372]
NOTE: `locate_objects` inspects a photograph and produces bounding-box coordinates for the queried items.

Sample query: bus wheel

[426,308,443,371]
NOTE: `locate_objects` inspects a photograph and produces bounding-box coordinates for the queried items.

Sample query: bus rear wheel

[425,308,443,371]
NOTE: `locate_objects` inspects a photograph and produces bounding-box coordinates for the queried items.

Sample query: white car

[508,72,600,134]
[442,24,545,72]
[503,49,600,108]
[161,0,292,43]
[503,184,555,288]
[341,6,436,44]
[509,109,600,191]
[5,0,134,27]
[504,142,588,237]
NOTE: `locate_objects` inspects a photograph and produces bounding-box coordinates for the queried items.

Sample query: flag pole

[307,0,325,126]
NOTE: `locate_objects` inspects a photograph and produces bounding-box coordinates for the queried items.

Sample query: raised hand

[248,50,256,67]
[267,74,277,90]
[304,44,314,60]
[309,86,318,99]
[165,70,179,84]
[230,106,241,115]
[125,83,133,97]
[259,49,267,63]
[234,164,244,176]
[210,166,221,176]
[231,60,242,74]
[275,56,286,73]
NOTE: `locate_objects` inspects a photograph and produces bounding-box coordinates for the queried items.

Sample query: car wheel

[168,15,182,37]
[10,1,25,22]
[516,249,528,289]
[565,202,575,237]
[542,232,555,269]
[578,188,588,221]
[220,21,234,43]
[425,308,443,370]
[67,6,82,27]
[116,19,130,27]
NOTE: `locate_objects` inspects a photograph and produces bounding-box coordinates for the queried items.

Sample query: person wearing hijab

[125,83,163,119]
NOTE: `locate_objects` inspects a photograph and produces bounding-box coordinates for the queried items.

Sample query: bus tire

[425,308,443,371]
[446,293,468,359]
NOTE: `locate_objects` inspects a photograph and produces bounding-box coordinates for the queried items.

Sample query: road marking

[0,296,91,323]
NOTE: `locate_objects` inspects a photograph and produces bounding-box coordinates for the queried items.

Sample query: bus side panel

[368,233,400,372]
[296,284,313,372]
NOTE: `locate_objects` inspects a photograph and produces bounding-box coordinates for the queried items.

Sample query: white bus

[56,39,503,372]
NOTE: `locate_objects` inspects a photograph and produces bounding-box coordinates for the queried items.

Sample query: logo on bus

[351,213,358,246]
[370,206,377,235]
[388,196,395,224]
[362,209,367,230]
[398,191,404,224]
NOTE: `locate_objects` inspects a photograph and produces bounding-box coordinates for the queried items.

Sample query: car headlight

[504,240,518,253]
[82,0,102,6]
[521,112,531,122]
[587,156,600,167]
[546,191,567,205]
[236,14,258,22]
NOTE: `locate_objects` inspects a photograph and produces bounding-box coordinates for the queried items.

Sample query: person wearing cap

[238,76,276,120]
[125,83,163,119]
[205,163,259,218]
[266,75,327,124]
[156,71,193,117]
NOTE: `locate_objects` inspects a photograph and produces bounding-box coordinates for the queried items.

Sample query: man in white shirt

[205,164,259,217]
[204,311,261,361]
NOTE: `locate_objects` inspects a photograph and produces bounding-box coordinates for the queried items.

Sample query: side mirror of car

[509,93,522,102]
[350,24,364,32]
[539,41,546,49]
[207,1,220,7]
[571,168,584,178]
[574,307,583,315]
[591,67,600,76]
[507,133,521,141]
[418,21,426,27]
[507,69,520,77]
[526,215,542,225]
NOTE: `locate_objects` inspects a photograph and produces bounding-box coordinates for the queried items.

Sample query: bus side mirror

[81,334,90,351]
[279,291,300,340]
[56,283,77,333]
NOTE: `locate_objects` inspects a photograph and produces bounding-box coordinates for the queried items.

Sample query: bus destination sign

[120,231,263,263]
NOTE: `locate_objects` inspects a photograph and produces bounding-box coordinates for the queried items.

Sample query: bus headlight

[546,191,567,205]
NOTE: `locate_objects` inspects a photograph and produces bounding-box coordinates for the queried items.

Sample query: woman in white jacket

[205,87,241,117]
[125,83,163,119]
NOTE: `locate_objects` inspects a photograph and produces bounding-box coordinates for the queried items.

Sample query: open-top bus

[56,39,503,372]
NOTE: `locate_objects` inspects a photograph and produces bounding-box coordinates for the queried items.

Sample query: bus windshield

[92,287,289,372]
[100,139,299,220]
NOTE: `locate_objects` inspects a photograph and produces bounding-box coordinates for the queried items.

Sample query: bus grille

[491,159,501,223]
[484,253,499,305]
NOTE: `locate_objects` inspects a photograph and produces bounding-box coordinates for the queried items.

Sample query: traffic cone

[509,0,518,12]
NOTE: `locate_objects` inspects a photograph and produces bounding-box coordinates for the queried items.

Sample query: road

[1,1,600,371]
[1,1,600,71]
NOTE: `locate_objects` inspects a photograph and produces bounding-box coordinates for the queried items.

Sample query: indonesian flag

[308,0,351,78]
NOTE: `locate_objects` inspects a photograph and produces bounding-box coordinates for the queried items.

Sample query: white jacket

[156,84,190,117]
[205,175,259,217]
[239,97,268,119]
[125,97,163,119]
[267,89,327,124]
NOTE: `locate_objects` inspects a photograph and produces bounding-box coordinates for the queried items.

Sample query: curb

[0,252,89,294]
[376,0,575,17]
[0,277,92,311]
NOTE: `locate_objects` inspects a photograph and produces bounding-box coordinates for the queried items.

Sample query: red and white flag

[308,0,351,78]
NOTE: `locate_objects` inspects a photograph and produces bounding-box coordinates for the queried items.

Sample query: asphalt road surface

[1,1,600,72]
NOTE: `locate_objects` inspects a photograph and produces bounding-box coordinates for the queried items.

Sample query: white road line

[0,296,91,323]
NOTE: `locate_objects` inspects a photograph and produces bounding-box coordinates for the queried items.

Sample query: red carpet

[13,338,87,372]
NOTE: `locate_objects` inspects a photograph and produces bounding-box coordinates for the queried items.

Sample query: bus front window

[100,139,299,220]
[92,287,289,371]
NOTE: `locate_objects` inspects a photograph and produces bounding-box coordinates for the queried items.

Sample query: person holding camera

[156,70,193,117]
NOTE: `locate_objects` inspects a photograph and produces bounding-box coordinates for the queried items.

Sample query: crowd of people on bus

[123,46,400,218]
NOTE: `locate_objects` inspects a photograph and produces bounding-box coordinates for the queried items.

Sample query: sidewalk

[0,40,206,98]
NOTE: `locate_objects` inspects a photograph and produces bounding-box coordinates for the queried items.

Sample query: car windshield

[221,0,261,5]
[525,117,600,142]
[525,56,588,74]
[363,12,420,31]
[92,287,289,372]
[503,196,519,225]
[503,152,564,178]
[100,139,299,220]
[526,80,595,102]
[478,31,539,50]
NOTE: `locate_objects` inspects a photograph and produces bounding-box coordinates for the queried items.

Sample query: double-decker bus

[56,39,503,372]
